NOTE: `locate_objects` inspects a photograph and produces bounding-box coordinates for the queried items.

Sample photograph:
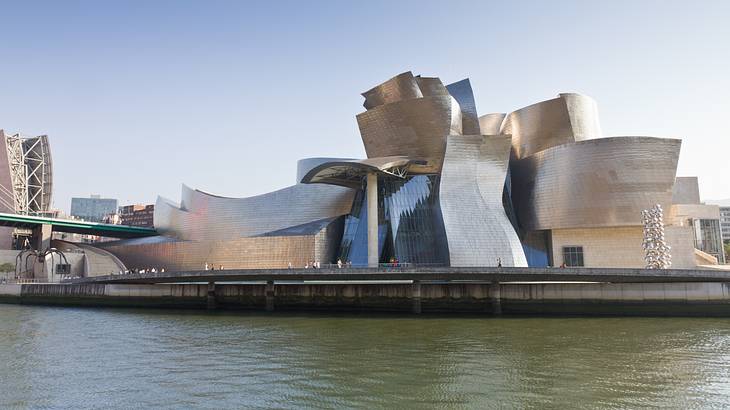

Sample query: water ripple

[1,307,730,409]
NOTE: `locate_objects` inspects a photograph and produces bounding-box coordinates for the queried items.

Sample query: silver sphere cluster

[641,204,671,269]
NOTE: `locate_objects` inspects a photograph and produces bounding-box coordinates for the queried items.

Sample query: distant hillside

[706,199,730,206]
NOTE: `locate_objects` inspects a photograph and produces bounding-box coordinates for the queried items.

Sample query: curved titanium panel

[511,137,681,231]
[500,93,602,159]
[99,217,344,271]
[439,135,528,267]
[152,196,190,238]
[296,157,355,184]
[300,156,426,188]
[446,78,480,135]
[357,95,462,173]
[478,113,506,135]
[361,71,423,109]
[415,76,449,97]
[154,183,355,241]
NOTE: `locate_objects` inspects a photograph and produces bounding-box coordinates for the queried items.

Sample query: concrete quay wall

[2,282,730,316]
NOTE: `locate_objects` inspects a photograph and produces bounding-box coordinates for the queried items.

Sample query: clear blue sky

[1,0,728,212]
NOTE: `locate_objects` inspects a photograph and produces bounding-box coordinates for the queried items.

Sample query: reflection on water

[1,305,730,409]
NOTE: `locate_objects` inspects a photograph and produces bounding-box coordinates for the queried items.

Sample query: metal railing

[288,262,447,270]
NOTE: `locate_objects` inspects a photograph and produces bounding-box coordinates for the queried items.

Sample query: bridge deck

[0,212,157,238]
[64,266,730,285]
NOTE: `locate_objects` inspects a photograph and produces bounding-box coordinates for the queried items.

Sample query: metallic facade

[500,93,602,159]
[446,79,480,135]
[300,156,422,188]
[511,137,681,231]
[92,70,710,270]
[478,113,506,135]
[296,157,354,184]
[356,71,462,173]
[98,217,344,271]
[361,71,423,110]
[154,183,354,241]
[439,135,527,267]
[100,171,355,270]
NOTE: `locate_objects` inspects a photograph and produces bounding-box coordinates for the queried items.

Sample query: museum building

[92,71,724,270]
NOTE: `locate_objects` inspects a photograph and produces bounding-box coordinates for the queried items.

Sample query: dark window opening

[562,246,584,267]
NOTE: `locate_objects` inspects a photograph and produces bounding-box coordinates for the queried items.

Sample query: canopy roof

[300,156,428,188]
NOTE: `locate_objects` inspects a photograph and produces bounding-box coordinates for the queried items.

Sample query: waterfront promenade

[3,267,730,316]
[62,266,730,285]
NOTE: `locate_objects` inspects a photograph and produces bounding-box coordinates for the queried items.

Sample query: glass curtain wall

[338,175,449,266]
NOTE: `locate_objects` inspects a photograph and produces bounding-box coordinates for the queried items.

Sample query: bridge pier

[207,282,217,310]
[489,281,502,315]
[32,223,52,251]
[265,281,275,312]
[412,280,422,314]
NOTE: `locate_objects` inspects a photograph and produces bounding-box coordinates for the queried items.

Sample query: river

[1,305,729,409]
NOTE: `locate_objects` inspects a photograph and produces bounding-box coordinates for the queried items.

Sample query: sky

[1,0,729,213]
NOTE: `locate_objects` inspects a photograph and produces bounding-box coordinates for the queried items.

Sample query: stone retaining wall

[2,282,730,315]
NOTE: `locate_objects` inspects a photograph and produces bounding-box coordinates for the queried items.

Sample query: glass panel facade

[338,190,388,266]
[503,168,520,232]
[562,246,584,267]
[338,175,449,266]
[522,230,551,267]
[693,218,725,263]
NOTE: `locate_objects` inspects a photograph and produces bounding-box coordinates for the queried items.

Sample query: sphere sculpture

[641,204,672,269]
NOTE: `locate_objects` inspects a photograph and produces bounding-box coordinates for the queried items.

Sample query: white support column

[367,172,379,268]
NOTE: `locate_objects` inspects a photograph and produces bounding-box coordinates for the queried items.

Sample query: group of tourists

[304,261,321,269]
[336,259,353,268]
[284,259,354,269]
[118,267,165,275]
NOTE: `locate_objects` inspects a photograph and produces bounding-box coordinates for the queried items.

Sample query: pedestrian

[288,262,292,269]
[497,258,502,268]
[337,259,342,269]
[205,262,209,271]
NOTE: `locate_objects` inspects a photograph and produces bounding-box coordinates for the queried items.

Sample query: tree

[0,262,15,273]
[725,241,730,262]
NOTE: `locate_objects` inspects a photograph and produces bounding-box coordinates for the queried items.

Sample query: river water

[1,305,730,409]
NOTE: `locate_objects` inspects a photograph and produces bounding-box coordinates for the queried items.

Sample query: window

[562,246,584,267]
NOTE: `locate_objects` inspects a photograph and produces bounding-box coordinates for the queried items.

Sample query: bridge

[64,266,730,285]
[0,212,158,249]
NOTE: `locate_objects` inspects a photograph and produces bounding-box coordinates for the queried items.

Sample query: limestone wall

[550,226,696,269]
